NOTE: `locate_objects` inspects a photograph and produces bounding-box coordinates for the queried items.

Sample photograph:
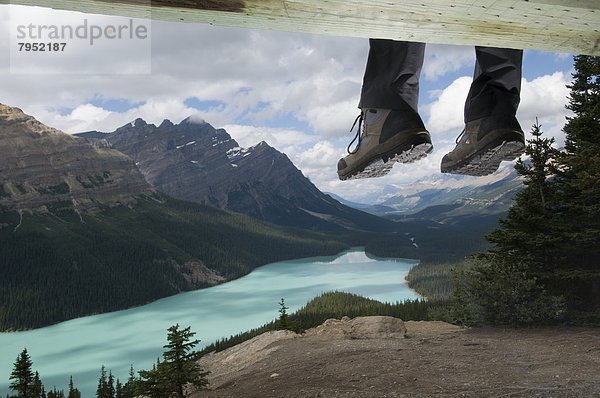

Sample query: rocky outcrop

[0,104,153,213]
[198,330,299,386]
[303,316,407,340]
[197,316,418,393]
[77,118,400,232]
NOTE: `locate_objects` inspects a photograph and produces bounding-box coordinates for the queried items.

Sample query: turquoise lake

[0,249,419,396]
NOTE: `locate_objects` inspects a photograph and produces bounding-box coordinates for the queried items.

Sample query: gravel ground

[194,319,600,398]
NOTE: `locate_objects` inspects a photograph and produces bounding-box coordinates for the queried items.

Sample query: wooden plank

[2,0,599,55]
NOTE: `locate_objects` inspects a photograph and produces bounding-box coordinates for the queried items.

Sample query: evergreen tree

[96,366,114,398]
[96,366,106,398]
[452,122,565,325]
[31,371,44,398]
[137,359,170,398]
[552,54,600,315]
[107,371,115,398]
[453,55,600,324]
[277,298,290,330]
[67,376,80,398]
[137,325,209,398]
[9,348,34,397]
[162,324,209,398]
[46,387,64,398]
[487,121,563,271]
[115,379,122,398]
[120,365,136,398]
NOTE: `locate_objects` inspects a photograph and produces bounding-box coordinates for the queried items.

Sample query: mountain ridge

[332,167,523,222]
[0,104,153,213]
[0,104,361,331]
[77,117,399,232]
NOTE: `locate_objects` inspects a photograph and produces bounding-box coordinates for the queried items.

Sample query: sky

[0,5,575,202]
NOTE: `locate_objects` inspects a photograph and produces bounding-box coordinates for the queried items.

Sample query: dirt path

[195,318,600,397]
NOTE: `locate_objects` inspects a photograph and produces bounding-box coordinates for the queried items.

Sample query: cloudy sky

[0,5,574,202]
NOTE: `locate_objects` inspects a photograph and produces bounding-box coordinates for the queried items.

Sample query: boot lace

[455,128,466,144]
[347,112,364,154]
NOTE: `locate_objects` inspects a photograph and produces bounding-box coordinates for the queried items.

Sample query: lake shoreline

[1,249,420,397]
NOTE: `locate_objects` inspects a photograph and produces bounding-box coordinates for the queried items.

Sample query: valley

[0,250,420,397]
[0,103,513,332]
[0,102,519,397]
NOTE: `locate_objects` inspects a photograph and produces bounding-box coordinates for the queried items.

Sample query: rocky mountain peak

[0,103,27,121]
[180,115,206,125]
[0,104,153,214]
[158,119,174,128]
[76,117,396,231]
[1,103,69,139]
[133,118,147,127]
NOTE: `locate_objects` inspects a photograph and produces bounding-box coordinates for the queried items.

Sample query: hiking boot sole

[441,139,525,176]
[340,141,433,180]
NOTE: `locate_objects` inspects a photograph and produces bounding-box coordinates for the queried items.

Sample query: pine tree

[453,55,600,324]
[162,324,209,398]
[115,379,122,398]
[67,376,81,398]
[487,121,562,270]
[452,122,564,325]
[31,371,44,398]
[137,325,209,398]
[96,366,114,398]
[46,387,64,398]
[96,366,106,398]
[277,298,289,330]
[552,54,600,315]
[120,365,136,398]
[137,358,169,398]
[107,371,115,398]
[9,348,34,397]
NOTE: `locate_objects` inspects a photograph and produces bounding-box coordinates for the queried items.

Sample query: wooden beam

[3,0,599,55]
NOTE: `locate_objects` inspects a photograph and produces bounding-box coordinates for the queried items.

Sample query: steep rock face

[78,118,398,231]
[0,104,153,212]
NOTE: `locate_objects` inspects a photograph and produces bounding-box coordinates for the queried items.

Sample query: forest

[0,196,353,331]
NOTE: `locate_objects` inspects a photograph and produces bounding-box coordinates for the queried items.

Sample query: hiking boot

[440,115,525,176]
[337,108,433,180]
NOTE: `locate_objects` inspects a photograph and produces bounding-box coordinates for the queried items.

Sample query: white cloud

[286,141,344,189]
[423,44,474,81]
[0,5,367,130]
[222,124,318,152]
[517,72,572,146]
[424,72,571,145]
[425,76,472,138]
[0,5,575,204]
[34,99,200,133]
[303,97,360,138]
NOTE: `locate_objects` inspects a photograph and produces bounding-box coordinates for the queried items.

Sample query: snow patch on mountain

[227,146,252,161]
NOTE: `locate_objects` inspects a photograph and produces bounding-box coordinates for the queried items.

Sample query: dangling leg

[441,47,525,176]
[337,39,433,181]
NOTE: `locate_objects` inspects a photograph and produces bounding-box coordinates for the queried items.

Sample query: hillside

[0,104,358,330]
[195,318,600,397]
[0,104,152,211]
[77,118,398,232]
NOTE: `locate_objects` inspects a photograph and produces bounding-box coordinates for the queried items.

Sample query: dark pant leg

[464,47,523,123]
[359,39,425,112]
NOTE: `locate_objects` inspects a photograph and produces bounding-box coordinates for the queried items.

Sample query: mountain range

[0,102,523,330]
[73,114,522,265]
[77,118,396,232]
[331,166,522,222]
[0,104,369,331]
